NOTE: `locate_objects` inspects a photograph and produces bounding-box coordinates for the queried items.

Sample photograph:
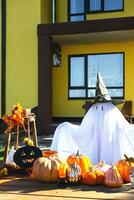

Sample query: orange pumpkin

[94,169,105,184]
[104,165,123,188]
[42,150,58,157]
[82,167,96,185]
[67,151,91,176]
[82,167,104,185]
[116,154,134,183]
[58,162,68,179]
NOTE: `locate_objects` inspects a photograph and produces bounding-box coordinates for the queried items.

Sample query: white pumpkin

[32,154,64,182]
[94,160,111,173]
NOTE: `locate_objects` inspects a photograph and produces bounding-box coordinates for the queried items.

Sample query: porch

[37,16,134,134]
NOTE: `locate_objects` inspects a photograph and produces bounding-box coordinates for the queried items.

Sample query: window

[104,0,123,11]
[68,0,124,21]
[89,0,101,12]
[87,0,124,13]
[68,0,85,22]
[68,53,124,99]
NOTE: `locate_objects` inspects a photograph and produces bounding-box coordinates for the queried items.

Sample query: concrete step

[38,134,54,150]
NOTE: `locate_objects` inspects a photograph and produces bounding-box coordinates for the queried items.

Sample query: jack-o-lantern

[13,145,43,168]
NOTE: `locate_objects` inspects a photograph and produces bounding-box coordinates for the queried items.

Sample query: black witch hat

[95,72,111,103]
[94,72,124,105]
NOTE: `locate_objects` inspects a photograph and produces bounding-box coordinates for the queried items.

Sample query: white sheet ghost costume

[51,73,134,164]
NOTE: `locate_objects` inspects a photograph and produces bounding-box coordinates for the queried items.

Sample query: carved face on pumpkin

[13,146,43,168]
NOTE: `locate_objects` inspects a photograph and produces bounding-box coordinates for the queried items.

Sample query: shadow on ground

[0,176,132,195]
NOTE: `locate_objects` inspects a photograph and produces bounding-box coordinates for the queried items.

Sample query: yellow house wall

[41,0,68,23]
[41,0,51,23]
[0,1,1,116]
[57,0,67,22]
[52,41,134,117]
[6,0,41,113]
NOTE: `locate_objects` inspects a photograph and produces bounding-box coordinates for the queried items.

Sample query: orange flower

[2,103,24,133]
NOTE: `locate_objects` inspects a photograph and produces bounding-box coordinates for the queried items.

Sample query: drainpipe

[1,0,6,116]
[51,0,56,23]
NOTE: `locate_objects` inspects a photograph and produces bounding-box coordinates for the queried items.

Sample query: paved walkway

[0,176,134,200]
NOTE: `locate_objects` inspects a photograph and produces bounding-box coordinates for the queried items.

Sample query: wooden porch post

[38,34,52,134]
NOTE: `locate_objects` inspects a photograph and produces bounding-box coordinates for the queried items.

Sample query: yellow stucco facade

[5,0,41,113]
[41,0,51,23]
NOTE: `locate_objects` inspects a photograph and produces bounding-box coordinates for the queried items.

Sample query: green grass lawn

[0,146,4,166]
[0,146,4,160]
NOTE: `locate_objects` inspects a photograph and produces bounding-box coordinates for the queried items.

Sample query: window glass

[70,57,85,87]
[69,89,86,98]
[89,0,101,11]
[70,15,84,22]
[108,88,123,97]
[70,0,84,14]
[104,0,123,11]
[88,54,123,88]
[88,89,96,98]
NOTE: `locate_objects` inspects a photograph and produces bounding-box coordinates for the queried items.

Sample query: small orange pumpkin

[94,169,105,184]
[104,165,123,188]
[82,167,96,185]
[42,150,58,157]
[67,151,91,176]
[82,167,104,185]
[116,154,134,183]
[58,162,68,179]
